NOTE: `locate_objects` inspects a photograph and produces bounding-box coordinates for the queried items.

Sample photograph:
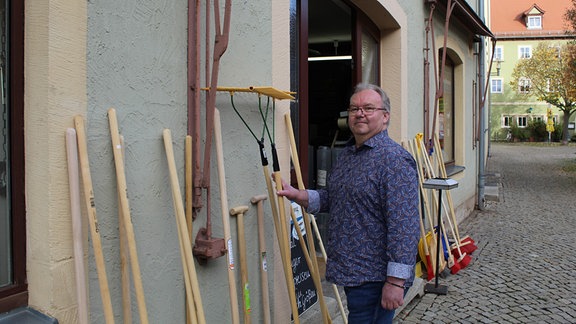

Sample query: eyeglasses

[347,106,386,115]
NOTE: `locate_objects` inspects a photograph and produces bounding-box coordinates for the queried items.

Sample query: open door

[297,0,380,189]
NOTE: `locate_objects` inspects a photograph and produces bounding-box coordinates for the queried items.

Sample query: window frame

[502,115,511,128]
[491,78,503,93]
[438,53,455,165]
[518,77,531,93]
[0,0,28,313]
[517,116,528,128]
[494,46,503,61]
[519,45,532,59]
[526,15,542,29]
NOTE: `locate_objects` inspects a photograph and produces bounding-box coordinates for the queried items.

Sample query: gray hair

[352,83,391,113]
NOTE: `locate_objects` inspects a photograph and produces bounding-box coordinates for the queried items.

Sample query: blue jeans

[344,282,404,324]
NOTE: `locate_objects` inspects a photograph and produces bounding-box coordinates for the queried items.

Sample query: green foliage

[552,123,563,142]
[510,122,527,141]
[527,120,547,141]
[509,42,576,143]
[500,128,511,141]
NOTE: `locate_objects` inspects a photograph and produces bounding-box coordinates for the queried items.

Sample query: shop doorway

[299,0,380,189]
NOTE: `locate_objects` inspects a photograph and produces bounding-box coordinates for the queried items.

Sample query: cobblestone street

[394,143,576,323]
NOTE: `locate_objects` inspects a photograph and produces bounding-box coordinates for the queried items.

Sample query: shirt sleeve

[306,189,320,214]
[384,153,421,280]
[305,188,329,215]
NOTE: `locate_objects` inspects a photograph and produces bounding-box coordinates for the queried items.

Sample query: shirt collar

[346,129,388,149]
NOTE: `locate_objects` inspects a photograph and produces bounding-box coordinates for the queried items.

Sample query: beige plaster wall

[25,0,87,322]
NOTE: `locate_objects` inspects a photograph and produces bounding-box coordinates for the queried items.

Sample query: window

[0,1,7,291]
[502,115,529,128]
[502,115,512,127]
[0,0,27,313]
[438,54,455,164]
[518,116,527,127]
[527,16,542,29]
[494,46,503,61]
[519,46,532,59]
[519,78,531,93]
[491,79,503,93]
[534,115,544,122]
[361,29,378,84]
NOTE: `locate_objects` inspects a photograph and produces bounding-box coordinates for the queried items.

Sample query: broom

[416,135,470,271]
[423,137,472,269]
[405,140,435,279]
[432,136,477,256]
[418,193,436,279]
[411,138,447,273]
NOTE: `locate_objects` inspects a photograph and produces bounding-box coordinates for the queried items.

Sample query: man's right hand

[276,179,309,209]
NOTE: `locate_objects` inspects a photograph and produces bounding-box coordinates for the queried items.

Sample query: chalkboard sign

[290,202,318,318]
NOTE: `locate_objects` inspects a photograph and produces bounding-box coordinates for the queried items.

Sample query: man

[277,83,420,323]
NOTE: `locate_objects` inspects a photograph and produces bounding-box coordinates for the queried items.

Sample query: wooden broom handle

[66,128,90,324]
[107,108,149,324]
[213,108,240,324]
[250,195,271,324]
[284,114,332,324]
[163,129,205,324]
[74,116,115,324]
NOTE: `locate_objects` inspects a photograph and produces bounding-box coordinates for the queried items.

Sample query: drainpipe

[477,0,486,210]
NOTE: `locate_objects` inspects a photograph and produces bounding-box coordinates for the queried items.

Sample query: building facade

[488,0,576,141]
[1,0,493,322]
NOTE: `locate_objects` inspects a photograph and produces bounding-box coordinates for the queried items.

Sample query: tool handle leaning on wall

[74,116,116,324]
[250,194,271,324]
[66,128,90,324]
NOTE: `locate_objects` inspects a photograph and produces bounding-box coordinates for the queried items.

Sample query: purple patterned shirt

[307,130,420,287]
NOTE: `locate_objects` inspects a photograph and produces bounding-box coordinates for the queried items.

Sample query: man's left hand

[381,280,405,310]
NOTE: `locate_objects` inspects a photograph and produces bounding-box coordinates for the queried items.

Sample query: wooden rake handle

[284,113,332,324]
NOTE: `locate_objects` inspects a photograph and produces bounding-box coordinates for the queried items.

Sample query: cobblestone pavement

[394,143,576,323]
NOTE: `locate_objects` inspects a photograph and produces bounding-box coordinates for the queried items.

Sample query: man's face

[348,89,390,143]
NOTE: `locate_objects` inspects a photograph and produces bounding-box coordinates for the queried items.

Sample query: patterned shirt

[307,130,420,287]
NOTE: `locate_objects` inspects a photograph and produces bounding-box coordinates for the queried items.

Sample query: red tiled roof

[490,0,571,33]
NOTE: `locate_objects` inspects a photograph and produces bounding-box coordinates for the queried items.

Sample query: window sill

[445,165,465,177]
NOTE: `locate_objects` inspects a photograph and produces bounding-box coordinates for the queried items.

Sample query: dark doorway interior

[307,0,353,188]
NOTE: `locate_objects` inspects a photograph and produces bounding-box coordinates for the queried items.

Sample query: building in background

[488,0,576,141]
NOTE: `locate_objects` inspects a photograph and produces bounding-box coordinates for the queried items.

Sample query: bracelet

[385,280,405,289]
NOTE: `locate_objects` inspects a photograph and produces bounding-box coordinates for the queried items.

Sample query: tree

[510,42,576,144]
[565,0,576,33]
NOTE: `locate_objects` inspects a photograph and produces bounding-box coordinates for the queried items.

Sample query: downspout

[477,1,498,210]
[477,0,487,210]
[189,0,202,210]
[477,37,497,210]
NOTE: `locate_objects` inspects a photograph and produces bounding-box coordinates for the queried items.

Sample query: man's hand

[275,179,309,208]
[381,279,405,310]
